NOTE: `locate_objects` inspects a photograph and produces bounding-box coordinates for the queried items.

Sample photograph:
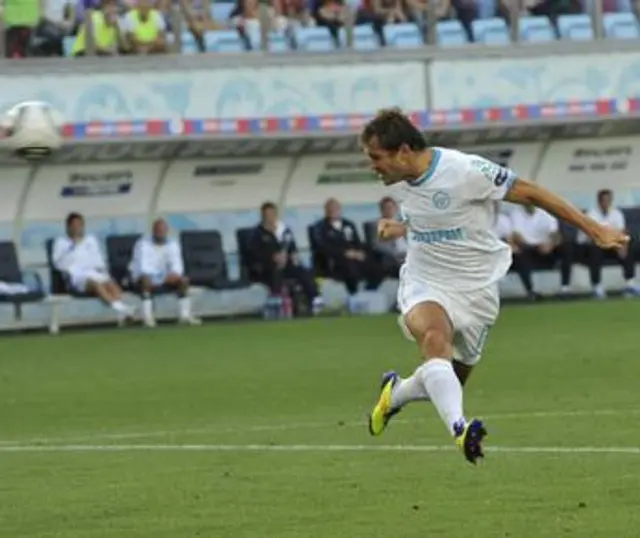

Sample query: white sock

[142,298,154,322]
[418,358,465,435]
[179,297,191,319]
[390,374,430,409]
[111,300,128,314]
[626,279,636,287]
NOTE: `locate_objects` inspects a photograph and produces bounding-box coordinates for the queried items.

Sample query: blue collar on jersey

[407,148,441,187]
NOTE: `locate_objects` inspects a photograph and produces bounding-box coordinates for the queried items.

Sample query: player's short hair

[65,212,83,227]
[379,196,396,209]
[360,108,428,152]
[260,201,277,214]
[597,189,612,202]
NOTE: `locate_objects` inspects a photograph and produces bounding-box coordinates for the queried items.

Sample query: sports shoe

[454,418,487,464]
[368,371,402,436]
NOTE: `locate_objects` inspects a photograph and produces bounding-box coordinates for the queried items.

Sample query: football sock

[390,374,430,409]
[142,298,154,321]
[418,358,465,435]
[179,297,191,319]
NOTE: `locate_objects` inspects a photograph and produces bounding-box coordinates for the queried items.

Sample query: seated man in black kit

[250,202,323,314]
[373,196,406,278]
[314,197,382,295]
[509,203,571,299]
[577,189,639,298]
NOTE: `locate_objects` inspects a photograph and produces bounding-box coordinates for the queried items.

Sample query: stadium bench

[519,16,557,43]
[105,234,141,292]
[180,230,249,290]
[0,241,51,328]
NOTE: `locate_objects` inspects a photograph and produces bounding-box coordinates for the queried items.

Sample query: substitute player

[362,109,628,464]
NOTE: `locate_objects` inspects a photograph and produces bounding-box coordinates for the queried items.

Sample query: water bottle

[263,295,283,320]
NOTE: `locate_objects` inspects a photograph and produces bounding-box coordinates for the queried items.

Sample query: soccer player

[362,109,629,464]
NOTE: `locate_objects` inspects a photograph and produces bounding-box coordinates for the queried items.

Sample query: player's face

[364,141,413,185]
[262,207,278,227]
[153,220,168,242]
[68,217,84,238]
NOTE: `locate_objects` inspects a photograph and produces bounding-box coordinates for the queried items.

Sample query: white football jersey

[395,147,516,291]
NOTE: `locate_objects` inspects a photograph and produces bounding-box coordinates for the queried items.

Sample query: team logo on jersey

[432,191,451,210]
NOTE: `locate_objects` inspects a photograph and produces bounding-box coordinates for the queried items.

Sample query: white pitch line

[1,443,639,455]
[0,408,637,447]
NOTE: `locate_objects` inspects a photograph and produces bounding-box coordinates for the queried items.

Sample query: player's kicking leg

[368,301,486,464]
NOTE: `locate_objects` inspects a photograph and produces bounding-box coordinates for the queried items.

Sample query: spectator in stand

[314,0,346,45]
[508,203,571,299]
[4,0,41,57]
[313,197,382,295]
[157,0,219,52]
[53,212,136,319]
[273,0,315,29]
[230,0,287,47]
[124,0,168,53]
[576,189,639,299]
[249,202,323,315]
[72,0,127,55]
[129,218,201,327]
[373,196,406,278]
[520,0,581,22]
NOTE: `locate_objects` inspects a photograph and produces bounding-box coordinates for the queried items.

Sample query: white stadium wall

[156,157,293,254]
[6,136,640,273]
[534,136,640,210]
[19,162,160,265]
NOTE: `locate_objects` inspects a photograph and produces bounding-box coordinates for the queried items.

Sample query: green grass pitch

[1,300,640,537]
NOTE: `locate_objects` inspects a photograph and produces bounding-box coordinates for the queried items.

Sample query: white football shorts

[70,269,111,292]
[397,269,500,366]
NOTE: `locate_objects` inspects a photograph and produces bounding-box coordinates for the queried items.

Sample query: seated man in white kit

[509,203,572,298]
[129,218,201,328]
[576,189,639,298]
[53,212,136,318]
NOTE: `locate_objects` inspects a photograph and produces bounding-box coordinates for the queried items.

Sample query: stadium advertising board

[2,117,636,165]
[0,62,426,124]
[535,136,640,208]
[24,162,161,221]
[156,158,293,214]
[430,51,640,109]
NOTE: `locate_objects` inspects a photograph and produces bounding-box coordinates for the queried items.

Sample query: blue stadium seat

[205,30,247,52]
[63,36,74,56]
[246,30,291,52]
[383,23,423,48]
[471,17,510,44]
[293,26,335,51]
[210,2,235,23]
[557,14,594,40]
[436,20,469,47]
[339,25,379,50]
[180,31,199,54]
[603,12,640,39]
[519,15,556,42]
[475,0,498,19]
[582,0,632,13]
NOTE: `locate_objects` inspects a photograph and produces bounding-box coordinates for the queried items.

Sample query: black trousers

[260,264,318,304]
[579,243,635,286]
[511,244,571,293]
[330,254,384,295]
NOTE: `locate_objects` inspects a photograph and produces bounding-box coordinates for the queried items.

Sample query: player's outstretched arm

[505,179,629,249]
[378,219,407,240]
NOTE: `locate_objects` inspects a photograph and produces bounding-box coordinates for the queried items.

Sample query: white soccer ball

[0,101,64,160]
